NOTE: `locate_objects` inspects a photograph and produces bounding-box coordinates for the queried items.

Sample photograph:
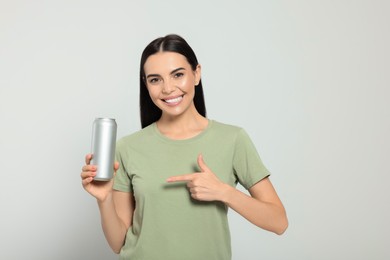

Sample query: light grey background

[1,0,389,259]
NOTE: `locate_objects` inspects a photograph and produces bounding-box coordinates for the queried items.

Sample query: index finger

[166,174,196,183]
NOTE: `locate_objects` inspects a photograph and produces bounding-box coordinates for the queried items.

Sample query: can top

[95,118,116,121]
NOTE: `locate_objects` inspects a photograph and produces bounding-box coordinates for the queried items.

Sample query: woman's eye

[174,72,184,78]
[149,78,160,84]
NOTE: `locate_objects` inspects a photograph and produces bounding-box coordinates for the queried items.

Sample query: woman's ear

[195,64,201,86]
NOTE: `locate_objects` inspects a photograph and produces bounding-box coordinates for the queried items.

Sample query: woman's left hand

[166,154,230,201]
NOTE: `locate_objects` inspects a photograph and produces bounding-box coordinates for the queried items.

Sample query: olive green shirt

[113,120,270,260]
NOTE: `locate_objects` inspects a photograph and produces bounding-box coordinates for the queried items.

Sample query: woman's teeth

[164,96,183,103]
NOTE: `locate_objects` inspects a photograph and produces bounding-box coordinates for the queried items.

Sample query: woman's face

[143,51,201,119]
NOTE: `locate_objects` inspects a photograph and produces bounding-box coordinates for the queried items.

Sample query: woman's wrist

[97,191,113,205]
[219,183,236,204]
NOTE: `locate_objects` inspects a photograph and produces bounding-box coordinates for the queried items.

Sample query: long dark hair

[139,34,206,128]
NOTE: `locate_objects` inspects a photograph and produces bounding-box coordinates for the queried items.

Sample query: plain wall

[1,0,389,259]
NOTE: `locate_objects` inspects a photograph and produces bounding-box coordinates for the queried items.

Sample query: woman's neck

[156,110,209,140]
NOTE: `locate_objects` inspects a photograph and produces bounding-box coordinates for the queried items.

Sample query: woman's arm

[166,154,288,235]
[98,190,135,253]
[222,177,288,235]
[81,154,135,253]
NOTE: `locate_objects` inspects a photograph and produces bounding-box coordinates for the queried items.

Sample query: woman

[81,34,288,260]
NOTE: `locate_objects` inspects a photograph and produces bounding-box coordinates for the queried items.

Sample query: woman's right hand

[81,153,119,202]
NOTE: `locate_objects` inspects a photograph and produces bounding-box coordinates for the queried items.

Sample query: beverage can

[90,118,117,181]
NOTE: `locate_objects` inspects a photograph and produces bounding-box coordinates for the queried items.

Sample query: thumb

[114,161,120,172]
[197,154,210,173]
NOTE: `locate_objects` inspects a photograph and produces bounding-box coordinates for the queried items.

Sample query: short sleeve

[113,144,133,193]
[233,129,270,190]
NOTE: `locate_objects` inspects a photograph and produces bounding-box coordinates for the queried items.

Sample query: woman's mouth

[163,95,183,105]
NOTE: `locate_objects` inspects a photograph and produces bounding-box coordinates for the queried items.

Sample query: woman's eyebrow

[146,67,186,79]
[146,73,160,79]
[170,67,185,75]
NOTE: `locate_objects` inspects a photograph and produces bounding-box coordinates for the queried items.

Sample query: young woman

[81,34,288,260]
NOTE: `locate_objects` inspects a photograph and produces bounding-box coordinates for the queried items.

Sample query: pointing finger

[166,173,196,183]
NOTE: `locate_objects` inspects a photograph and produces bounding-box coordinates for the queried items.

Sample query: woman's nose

[162,79,175,94]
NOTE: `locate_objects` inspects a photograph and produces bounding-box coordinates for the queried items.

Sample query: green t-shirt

[113,120,270,260]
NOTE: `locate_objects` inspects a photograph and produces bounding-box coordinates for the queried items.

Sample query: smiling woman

[139,34,207,129]
[143,51,202,126]
[80,34,288,260]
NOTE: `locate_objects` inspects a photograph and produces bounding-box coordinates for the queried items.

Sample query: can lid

[96,117,116,121]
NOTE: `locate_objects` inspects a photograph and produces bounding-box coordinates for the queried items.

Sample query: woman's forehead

[144,52,189,73]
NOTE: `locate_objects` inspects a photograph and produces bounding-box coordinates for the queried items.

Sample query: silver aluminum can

[90,118,117,181]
